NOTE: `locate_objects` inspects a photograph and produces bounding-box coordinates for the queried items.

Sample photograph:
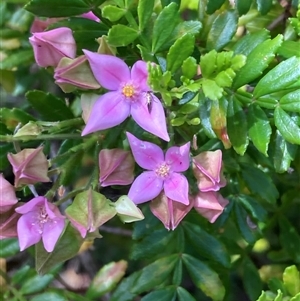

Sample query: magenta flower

[127,132,190,205]
[15,197,65,252]
[29,27,76,67]
[81,51,170,141]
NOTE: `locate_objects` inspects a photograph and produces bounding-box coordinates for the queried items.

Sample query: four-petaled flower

[127,132,190,205]
[15,197,65,252]
[81,51,170,141]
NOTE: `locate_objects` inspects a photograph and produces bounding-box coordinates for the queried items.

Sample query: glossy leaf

[182,254,225,301]
[181,57,197,80]
[280,89,300,113]
[30,292,67,301]
[227,97,249,155]
[20,274,54,295]
[232,34,283,89]
[274,107,300,145]
[152,3,179,53]
[138,0,155,31]
[207,10,238,51]
[236,0,253,15]
[0,238,19,257]
[166,34,195,74]
[141,287,176,301]
[278,40,300,58]
[26,90,74,121]
[247,103,272,156]
[254,56,300,98]
[256,0,273,15]
[24,0,90,17]
[283,265,300,296]
[238,194,267,222]
[177,287,196,301]
[107,25,139,46]
[183,222,231,268]
[206,0,226,14]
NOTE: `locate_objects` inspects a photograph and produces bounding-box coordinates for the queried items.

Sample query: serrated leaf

[280,89,300,113]
[256,0,273,15]
[152,3,179,53]
[232,35,283,89]
[182,254,225,301]
[177,287,196,301]
[26,90,73,121]
[273,130,297,173]
[202,79,223,101]
[274,107,300,145]
[107,25,139,46]
[247,103,272,155]
[102,5,126,22]
[181,57,197,79]
[227,97,249,155]
[24,0,89,17]
[278,40,300,58]
[207,10,238,51]
[241,163,279,203]
[283,265,300,296]
[254,56,300,98]
[141,287,176,301]
[167,34,195,73]
[138,0,155,31]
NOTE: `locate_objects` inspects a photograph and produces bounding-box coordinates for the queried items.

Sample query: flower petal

[165,142,190,172]
[128,171,163,204]
[42,218,65,252]
[164,173,189,205]
[83,50,130,90]
[131,60,151,91]
[15,196,45,214]
[82,92,130,136]
[131,94,170,141]
[126,132,164,170]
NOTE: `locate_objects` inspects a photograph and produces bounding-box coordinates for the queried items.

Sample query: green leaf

[152,2,179,53]
[0,238,19,257]
[273,130,298,173]
[278,40,300,58]
[256,96,278,109]
[172,260,182,286]
[102,5,126,22]
[238,194,267,222]
[227,97,249,155]
[207,10,238,51]
[20,274,54,295]
[141,287,176,301]
[182,254,225,301]
[0,107,36,130]
[274,107,300,145]
[291,293,300,301]
[280,89,300,113]
[177,287,196,301]
[242,257,263,301]
[232,34,283,89]
[254,56,300,98]
[279,217,300,263]
[202,79,223,101]
[167,34,195,74]
[241,163,279,203]
[283,265,300,296]
[26,90,74,121]
[256,0,273,15]
[181,57,197,79]
[138,0,155,31]
[206,0,226,14]
[24,0,90,17]
[0,49,34,70]
[236,0,253,15]
[247,103,272,155]
[107,25,139,46]
[35,223,84,275]
[183,221,231,268]
[30,292,67,301]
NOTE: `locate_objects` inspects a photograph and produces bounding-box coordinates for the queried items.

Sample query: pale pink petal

[45,201,65,220]
[82,92,130,136]
[128,171,163,204]
[15,196,45,214]
[131,60,151,91]
[131,94,170,141]
[42,218,65,252]
[126,132,164,170]
[17,212,42,251]
[83,50,130,90]
[164,173,189,205]
[165,142,190,172]
[81,11,100,22]
[0,174,18,211]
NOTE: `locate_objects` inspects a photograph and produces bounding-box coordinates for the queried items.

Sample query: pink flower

[15,197,65,252]
[150,192,193,230]
[7,147,50,188]
[127,132,190,205]
[81,11,100,22]
[193,191,228,223]
[81,51,170,141]
[99,149,135,186]
[29,27,76,67]
[0,174,18,213]
[192,150,226,192]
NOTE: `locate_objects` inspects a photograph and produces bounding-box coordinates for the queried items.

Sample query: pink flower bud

[192,150,226,192]
[193,191,229,223]
[54,56,101,93]
[30,17,61,33]
[81,11,100,22]
[0,174,18,213]
[29,27,76,67]
[0,205,21,239]
[115,196,144,223]
[99,149,135,187]
[7,147,50,188]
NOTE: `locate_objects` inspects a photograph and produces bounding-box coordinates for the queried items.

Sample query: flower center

[155,162,170,178]
[38,207,49,224]
[122,84,135,98]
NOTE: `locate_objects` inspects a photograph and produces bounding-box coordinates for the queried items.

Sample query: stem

[28,185,39,197]
[100,225,132,237]
[0,133,82,142]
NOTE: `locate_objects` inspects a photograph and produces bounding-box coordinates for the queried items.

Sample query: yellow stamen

[156,162,170,178]
[122,85,135,97]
